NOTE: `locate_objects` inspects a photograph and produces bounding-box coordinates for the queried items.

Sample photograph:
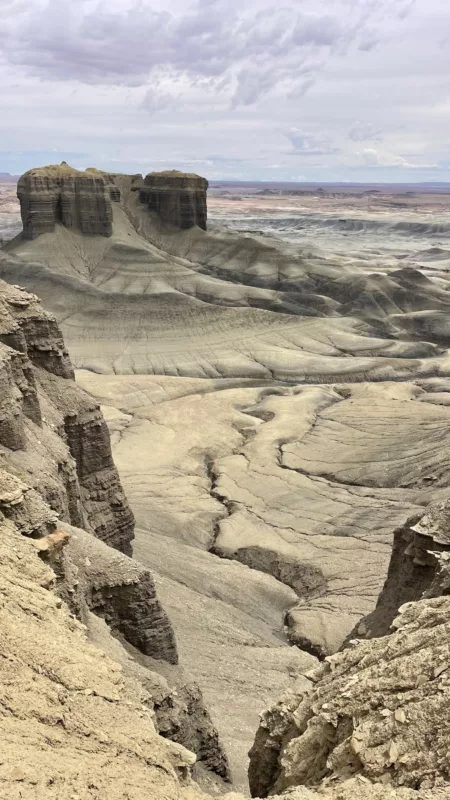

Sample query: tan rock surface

[249,592,450,796]
[0,277,228,796]
[0,515,206,800]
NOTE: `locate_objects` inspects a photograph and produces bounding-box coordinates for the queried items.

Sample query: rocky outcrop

[0,513,206,800]
[135,170,208,230]
[64,522,178,664]
[17,162,114,240]
[0,279,134,554]
[0,277,176,656]
[84,611,231,788]
[346,501,450,642]
[38,368,135,554]
[249,588,450,796]
[248,497,450,798]
[227,781,450,800]
[0,277,230,791]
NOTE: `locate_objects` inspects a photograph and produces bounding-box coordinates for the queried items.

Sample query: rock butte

[135,169,209,230]
[1,163,450,798]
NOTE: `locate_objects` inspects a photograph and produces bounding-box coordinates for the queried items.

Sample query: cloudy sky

[1,0,450,182]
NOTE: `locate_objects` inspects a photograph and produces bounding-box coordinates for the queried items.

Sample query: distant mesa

[17,162,118,240]
[0,172,19,183]
[134,169,208,230]
[16,162,209,240]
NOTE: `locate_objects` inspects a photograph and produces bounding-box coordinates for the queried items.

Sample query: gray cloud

[1,0,404,105]
[1,0,450,183]
[348,122,383,142]
[286,129,340,156]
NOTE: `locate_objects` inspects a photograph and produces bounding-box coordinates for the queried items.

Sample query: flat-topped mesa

[137,169,208,230]
[17,162,116,240]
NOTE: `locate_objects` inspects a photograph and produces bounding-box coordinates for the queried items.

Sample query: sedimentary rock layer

[65,522,178,664]
[249,588,450,796]
[0,281,135,553]
[0,277,230,791]
[0,513,207,800]
[346,496,450,641]
[136,170,208,230]
[17,163,114,239]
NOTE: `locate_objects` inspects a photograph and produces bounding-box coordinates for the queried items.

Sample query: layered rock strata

[0,278,164,645]
[17,162,114,239]
[0,279,134,553]
[135,169,208,230]
[248,498,450,798]
[347,500,450,641]
[38,368,135,554]
[65,522,178,663]
[0,277,229,788]
[249,588,450,796]
[0,512,206,800]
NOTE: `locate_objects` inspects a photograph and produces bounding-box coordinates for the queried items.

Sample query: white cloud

[348,122,383,142]
[1,0,450,181]
[358,148,437,169]
[286,129,340,156]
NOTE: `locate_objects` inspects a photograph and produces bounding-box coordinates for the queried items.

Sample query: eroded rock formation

[65,522,178,663]
[249,588,450,796]
[135,169,208,230]
[0,280,135,553]
[248,497,450,798]
[17,162,115,239]
[347,500,450,642]
[0,512,207,800]
[0,277,229,794]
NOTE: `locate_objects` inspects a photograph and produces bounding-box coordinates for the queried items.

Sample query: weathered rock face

[38,368,135,554]
[0,512,207,800]
[0,278,134,551]
[248,496,450,798]
[249,589,450,796]
[136,170,208,230]
[17,163,115,240]
[64,522,178,664]
[0,277,230,792]
[346,502,450,642]
[0,281,135,553]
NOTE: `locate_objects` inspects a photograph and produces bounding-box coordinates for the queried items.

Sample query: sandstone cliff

[0,510,206,800]
[135,169,208,230]
[0,279,134,553]
[345,499,450,642]
[17,163,116,239]
[0,277,229,793]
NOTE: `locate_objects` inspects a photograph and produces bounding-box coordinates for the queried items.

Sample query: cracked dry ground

[76,370,450,790]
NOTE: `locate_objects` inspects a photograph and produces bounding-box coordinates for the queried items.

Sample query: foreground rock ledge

[249,514,450,797]
[0,277,230,795]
